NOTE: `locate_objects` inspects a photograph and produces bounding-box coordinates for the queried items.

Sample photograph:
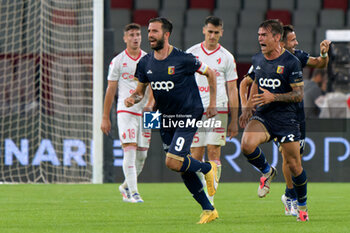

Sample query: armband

[197,62,209,75]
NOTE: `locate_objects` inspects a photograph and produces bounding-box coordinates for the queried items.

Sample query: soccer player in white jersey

[101,23,152,203]
[187,16,239,203]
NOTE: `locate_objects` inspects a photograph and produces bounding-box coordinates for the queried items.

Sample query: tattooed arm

[274,85,303,102]
[124,81,149,107]
[252,85,303,106]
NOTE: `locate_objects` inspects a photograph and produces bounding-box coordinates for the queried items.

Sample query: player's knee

[288,164,303,176]
[241,137,255,155]
[165,159,180,172]
[207,145,220,160]
[285,158,302,176]
[190,147,204,161]
[165,154,183,172]
[122,143,137,149]
[165,158,175,171]
[136,147,148,160]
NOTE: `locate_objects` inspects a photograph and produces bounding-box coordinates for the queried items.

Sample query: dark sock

[181,171,214,210]
[292,169,308,205]
[179,155,211,174]
[244,147,270,173]
[285,186,297,199]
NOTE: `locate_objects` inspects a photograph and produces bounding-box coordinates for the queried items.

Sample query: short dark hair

[148,17,173,35]
[205,16,223,27]
[282,25,295,42]
[259,19,283,38]
[124,23,141,32]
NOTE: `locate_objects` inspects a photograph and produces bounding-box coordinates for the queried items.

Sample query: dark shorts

[274,119,305,155]
[160,110,203,157]
[161,126,198,157]
[251,111,301,143]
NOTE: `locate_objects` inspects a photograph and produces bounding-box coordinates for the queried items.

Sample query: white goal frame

[92,0,104,184]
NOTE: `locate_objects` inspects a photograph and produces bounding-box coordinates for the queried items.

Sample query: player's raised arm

[306,40,331,68]
[124,81,149,107]
[201,67,217,118]
[101,80,118,135]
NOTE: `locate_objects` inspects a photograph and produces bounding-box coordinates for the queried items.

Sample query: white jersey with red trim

[107,49,148,115]
[186,43,238,109]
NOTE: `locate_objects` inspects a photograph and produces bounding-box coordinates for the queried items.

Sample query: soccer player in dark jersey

[240,24,330,218]
[124,17,219,224]
[239,19,309,221]
[279,25,330,216]
[282,25,330,69]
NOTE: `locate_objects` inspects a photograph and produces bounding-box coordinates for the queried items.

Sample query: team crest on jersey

[217,58,221,64]
[168,66,175,75]
[277,65,284,74]
[123,62,127,67]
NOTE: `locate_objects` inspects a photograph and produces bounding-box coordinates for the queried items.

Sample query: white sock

[217,164,222,181]
[136,147,148,176]
[122,145,138,194]
[121,181,128,189]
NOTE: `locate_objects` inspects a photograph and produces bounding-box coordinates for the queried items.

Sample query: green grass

[0,183,349,233]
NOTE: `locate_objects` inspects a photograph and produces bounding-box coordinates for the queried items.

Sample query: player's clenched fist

[124,97,135,107]
[206,107,218,118]
[320,40,331,54]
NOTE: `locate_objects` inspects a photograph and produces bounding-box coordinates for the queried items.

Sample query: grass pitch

[0,182,349,233]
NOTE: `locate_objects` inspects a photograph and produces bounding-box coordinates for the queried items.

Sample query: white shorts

[191,113,228,147]
[117,113,151,148]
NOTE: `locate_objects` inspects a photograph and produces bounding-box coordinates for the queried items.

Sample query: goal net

[0,0,94,183]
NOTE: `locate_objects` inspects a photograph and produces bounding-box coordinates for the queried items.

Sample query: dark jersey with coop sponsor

[246,49,307,143]
[135,47,209,156]
[135,47,206,115]
[252,50,303,119]
[250,50,304,143]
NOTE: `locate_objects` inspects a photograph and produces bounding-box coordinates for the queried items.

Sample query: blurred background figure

[304,69,327,118]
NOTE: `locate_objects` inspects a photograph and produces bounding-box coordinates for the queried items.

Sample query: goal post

[0,0,97,183]
[92,0,104,184]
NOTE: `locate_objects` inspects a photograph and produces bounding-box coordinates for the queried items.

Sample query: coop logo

[259,78,281,89]
[143,110,161,129]
[150,81,174,92]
